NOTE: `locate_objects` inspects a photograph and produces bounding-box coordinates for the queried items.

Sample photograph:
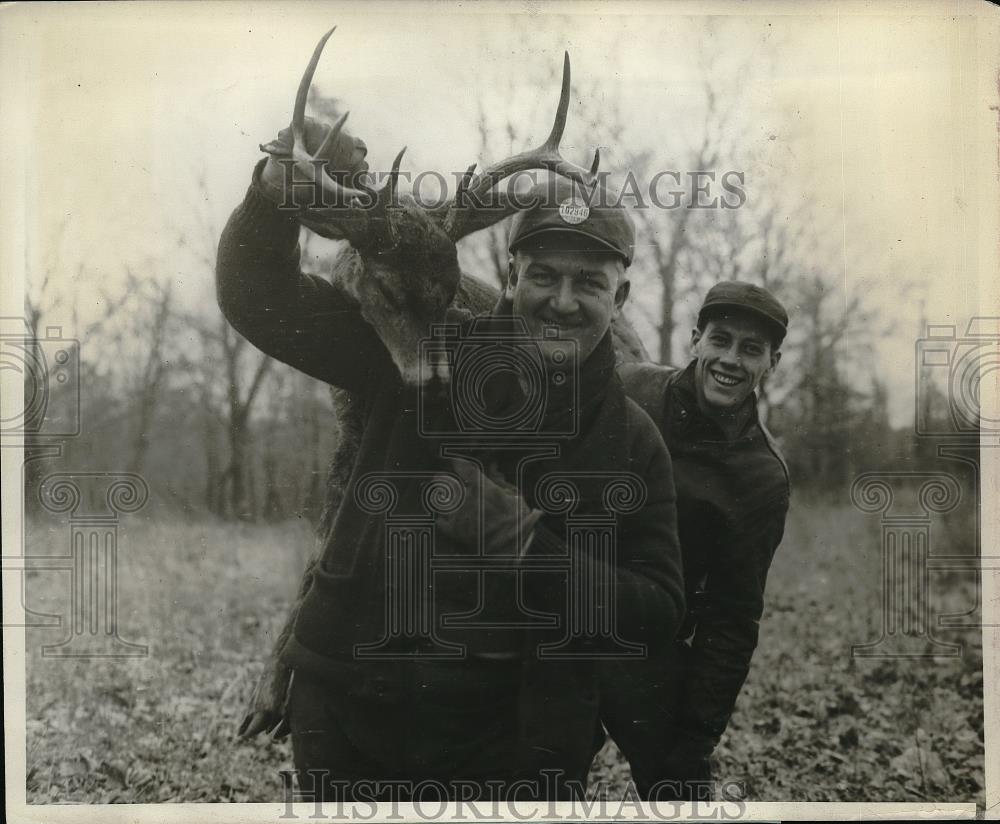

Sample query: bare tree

[121,272,176,474]
[214,317,273,521]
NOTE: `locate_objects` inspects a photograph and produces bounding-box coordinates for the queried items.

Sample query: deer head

[276,27,602,384]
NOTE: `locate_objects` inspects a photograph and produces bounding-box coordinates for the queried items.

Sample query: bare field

[22,503,983,804]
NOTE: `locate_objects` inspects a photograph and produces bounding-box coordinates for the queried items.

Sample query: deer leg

[238,554,317,739]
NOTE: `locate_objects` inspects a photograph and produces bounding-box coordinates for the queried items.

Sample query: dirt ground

[23,501,984,804]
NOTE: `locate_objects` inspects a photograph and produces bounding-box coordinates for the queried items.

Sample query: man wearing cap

[601,281,791,800]
[218,140,686,801]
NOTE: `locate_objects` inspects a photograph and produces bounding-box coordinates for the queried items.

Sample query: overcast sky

[1,0,997,427]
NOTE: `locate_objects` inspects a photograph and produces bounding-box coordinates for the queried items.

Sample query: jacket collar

[670,360,759,442]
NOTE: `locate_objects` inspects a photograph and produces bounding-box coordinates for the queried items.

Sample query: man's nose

[719,343,741,366]
[549,279,580,314]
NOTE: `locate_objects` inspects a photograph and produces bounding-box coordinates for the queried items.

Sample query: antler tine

[456,162,478,200]
[542,52,572,153]
[368,146,407,212]
[443,52,599,241]
[481,52,595,191]
[313,110,350,160]
[590,148,601,176]
[292,28,336,147]
[388,146,407,190]
[291,27,369,203]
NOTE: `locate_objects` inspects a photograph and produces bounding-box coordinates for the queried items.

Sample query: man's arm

[672,494,789,753]
[432,430,685,650]
[216,160,389,394]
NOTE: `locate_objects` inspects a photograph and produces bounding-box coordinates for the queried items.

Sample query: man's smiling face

[508,233,629,367]
[691,311,782,412]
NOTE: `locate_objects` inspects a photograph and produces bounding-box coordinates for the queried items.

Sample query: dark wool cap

[698,280,789,345]
[508,179,636,266]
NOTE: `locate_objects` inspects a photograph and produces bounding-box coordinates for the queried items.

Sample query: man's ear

[768,349,782,374]
[613,277,630,316]
[505,256,518,296]
[690,327,703,351]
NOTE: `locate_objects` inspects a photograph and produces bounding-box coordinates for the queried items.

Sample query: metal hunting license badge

[558,199,590,224]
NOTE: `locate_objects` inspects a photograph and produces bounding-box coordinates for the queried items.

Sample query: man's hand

[258,115,370,214]
[237,663,292,740]
[433,459,543,556]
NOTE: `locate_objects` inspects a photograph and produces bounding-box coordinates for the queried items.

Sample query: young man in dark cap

[602,281,791,800]
[218,143,685,800]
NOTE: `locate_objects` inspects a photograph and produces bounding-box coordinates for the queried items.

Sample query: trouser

[288,661,592,802]
[598,640,710,799]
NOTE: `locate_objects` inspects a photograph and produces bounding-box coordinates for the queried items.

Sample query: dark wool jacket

[216,174,686,785]
[613,361,790,754]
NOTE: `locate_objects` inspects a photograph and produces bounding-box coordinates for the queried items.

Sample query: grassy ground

[22,502,984,804]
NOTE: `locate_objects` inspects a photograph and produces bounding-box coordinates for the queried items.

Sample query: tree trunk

[228,415,250,521]
[128,417,152,475]
[262,451,282,521]
[658,272,675,366]
[654,205,692,367]
[247,449,259,522]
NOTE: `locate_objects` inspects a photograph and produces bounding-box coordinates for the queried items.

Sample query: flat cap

[508,179,635,266]
[698,280,789,344]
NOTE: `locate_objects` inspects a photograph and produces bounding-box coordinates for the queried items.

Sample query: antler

[441,53,600,241]
[285,29,599,249]
[290,27,371,206]
[290,28,409,248]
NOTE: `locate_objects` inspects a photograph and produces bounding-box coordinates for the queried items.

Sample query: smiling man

[603,281,791,800]
[505,185,633,368]
[218,142,685,800]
